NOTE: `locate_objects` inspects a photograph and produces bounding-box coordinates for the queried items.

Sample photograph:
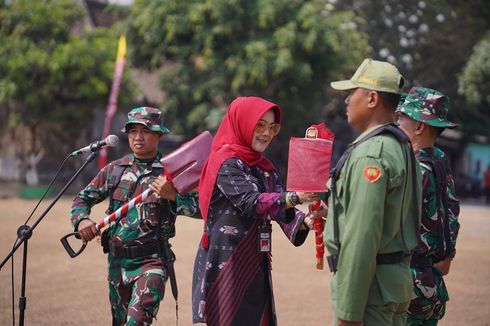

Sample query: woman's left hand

[302,200,328,229]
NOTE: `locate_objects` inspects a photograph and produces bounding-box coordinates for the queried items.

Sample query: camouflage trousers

[406,266,448,325]
[108,259,168,326]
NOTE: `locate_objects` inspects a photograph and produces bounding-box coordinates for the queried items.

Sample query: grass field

[1,198,489,325]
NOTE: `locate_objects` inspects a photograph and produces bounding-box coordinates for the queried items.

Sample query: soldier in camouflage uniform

[71,107,200,325]
[396,87,460,325]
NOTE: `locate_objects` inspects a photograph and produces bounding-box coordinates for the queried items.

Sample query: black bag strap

[399,138,420,254]
[157,200,179,325]
[330,123,419,255]
[417,155,453,261]
[107,164,126,213]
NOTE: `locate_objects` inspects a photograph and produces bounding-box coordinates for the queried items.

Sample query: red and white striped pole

[96,188,152,231]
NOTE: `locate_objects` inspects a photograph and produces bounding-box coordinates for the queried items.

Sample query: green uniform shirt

[324,124,422,321]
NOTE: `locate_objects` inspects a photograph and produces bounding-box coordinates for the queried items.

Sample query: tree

[127,0,369,167]
[0,0,135,183]
[330,0,490,138]
[458,32,490,137]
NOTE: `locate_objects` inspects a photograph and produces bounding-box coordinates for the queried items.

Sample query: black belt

[376,251,410,265]
[109,242,160,259]
[410,255,434,268]
[327,251,409,273]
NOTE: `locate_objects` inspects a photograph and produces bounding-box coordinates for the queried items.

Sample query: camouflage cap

[331,58,405,95]
[122,107,170,134]
[397,87,458,129]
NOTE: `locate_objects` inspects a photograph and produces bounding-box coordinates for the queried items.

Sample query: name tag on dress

[258,224,272,253]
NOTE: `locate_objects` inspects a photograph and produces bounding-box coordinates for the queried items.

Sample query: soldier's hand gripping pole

[158,215,179,325]
[60,188,153,258]
[161,236,178,301]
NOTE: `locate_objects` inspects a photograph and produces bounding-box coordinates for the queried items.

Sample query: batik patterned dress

[192,157,308,326]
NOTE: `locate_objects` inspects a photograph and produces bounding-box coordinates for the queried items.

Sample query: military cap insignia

[363,165,382,183]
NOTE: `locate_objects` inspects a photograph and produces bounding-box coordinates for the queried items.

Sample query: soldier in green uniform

[71,107,200,325]
[396,87,460,325]
[323,59,422,326]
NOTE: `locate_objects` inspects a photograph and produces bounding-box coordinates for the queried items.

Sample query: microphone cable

[9,153,72,326]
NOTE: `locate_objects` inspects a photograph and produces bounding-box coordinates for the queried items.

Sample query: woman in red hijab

[192,96,319,325]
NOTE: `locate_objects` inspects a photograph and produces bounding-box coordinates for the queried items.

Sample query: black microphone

[70,135,119,157]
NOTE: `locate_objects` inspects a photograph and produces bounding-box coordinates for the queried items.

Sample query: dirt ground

[0,197,489,325]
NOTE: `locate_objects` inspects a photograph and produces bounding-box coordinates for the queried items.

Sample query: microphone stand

[0,152,97,326]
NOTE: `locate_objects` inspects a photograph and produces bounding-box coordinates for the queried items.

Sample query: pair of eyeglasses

[255,119,281,136]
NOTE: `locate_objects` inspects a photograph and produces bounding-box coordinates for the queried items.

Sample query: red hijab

[199,96,283,248]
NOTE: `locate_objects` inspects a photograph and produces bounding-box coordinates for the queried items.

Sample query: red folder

[160,131,213,194]
[286,123,334,192]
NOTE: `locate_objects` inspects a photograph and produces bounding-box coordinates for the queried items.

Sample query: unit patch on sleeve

[363,165,382,183]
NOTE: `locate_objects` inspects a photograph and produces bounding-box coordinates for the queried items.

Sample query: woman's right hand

[296,192,320,204]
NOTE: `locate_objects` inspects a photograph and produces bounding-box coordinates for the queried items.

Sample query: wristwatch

[289,191,301,206]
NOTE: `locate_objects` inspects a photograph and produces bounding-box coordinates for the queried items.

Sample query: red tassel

[311,199,321,211]
[163,171,173,182]
[201,231,209,249]
[310,200,325,270]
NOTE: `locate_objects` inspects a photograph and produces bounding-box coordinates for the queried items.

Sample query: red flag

[98,35,127,169]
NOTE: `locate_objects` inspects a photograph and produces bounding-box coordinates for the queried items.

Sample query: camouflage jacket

[71,153,200,246]
[415,147,460,260]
